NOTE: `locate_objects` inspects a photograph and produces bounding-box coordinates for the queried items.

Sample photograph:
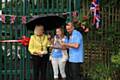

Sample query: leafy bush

[87,64,112,80]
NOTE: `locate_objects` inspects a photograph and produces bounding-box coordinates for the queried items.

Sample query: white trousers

[51,58,66,79]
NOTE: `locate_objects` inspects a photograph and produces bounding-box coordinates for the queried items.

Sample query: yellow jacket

[28,35,50,55]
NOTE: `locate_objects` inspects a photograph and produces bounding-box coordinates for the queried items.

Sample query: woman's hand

[38,51,47,57]
[32,52,43,57]
[49,45,61,49]
[61,42,67,47]
[33,52,39,55]
[38,52,43,57]
[48,45,54,48]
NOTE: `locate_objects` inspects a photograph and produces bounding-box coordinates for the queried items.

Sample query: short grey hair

[34,24,44,35]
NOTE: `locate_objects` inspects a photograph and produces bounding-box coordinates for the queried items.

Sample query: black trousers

[66,62,83,80]
[31,54,49,80]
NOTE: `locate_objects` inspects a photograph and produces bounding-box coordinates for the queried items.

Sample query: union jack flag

[10,15,16,24]
[90,0,100,29]
[22,16,27,24]
[1,15,6,23]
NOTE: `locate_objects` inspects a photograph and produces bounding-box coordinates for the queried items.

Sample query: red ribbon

[0,36,30,46]
[20,35,30,46]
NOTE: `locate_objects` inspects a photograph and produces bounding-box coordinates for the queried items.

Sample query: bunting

[22,16,27,24]
[0,11,78,24]
[0,10,2,21]
[90,0,100,29]
[1,15,6,23]
[10,15,16,24]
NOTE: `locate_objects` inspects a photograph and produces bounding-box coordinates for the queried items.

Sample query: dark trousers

[31,54,49,80]
[66,62,83,80]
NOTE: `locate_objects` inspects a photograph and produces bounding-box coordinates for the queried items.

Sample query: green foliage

[88,64,112,80]
[111,64,120,80]
[111,49,120,64]
[100,0,120,7]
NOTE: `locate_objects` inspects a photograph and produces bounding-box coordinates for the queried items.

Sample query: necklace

[36,35,45,51]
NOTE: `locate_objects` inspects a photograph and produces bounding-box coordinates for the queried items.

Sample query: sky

[2,0,11,2]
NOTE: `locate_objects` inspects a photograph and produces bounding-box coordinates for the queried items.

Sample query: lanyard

[36,35,45,51]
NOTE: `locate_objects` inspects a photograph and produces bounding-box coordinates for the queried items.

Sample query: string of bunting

[0,11,79,24]
[0,14,27,24]
[0,8,101,32]
[0,11,92,32]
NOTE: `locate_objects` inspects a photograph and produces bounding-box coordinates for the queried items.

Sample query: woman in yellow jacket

[28,24,50,80]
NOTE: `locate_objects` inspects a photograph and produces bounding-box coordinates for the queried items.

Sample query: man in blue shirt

[62,22,84,80]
